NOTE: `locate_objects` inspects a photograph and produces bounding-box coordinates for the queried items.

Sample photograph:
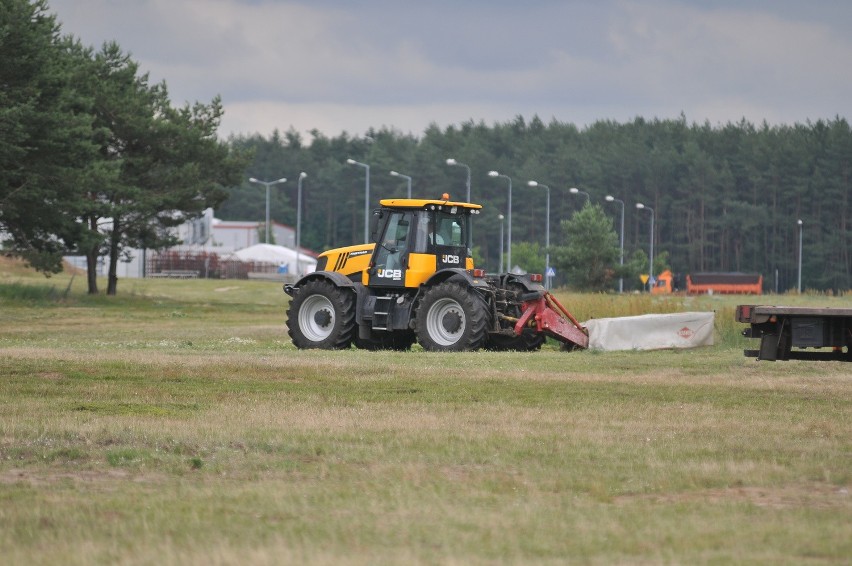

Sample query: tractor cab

[365,195,480,288]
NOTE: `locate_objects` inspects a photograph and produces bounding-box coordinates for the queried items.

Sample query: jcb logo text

[377,269,402,280]
[441,255,460,264]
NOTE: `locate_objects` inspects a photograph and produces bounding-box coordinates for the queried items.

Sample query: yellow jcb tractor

[284,194,588,352]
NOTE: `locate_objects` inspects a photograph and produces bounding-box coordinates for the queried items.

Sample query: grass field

[1,258,850,565]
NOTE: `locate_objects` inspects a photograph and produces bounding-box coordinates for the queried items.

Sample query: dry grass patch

[1,266,851,564]
[614,483,850,510]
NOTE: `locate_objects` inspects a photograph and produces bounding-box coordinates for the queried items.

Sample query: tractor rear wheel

[415,281,490,352]
[287,279,356,349]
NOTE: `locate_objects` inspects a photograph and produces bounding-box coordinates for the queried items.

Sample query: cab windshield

[373,211,411,270]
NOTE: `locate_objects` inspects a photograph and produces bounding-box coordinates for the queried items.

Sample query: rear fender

[422,268,491,291]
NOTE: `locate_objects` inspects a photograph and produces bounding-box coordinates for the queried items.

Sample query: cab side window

[412,211,466,252]
[436,213,464,247]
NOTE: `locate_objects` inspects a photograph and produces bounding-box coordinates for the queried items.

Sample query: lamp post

[498,214,505,273]
[797,219,803,293]
[489,171,512,272]
[605,195,625,293]
[389,170,412,198]
[528,180,551,289]
[249,176,287,244]
[569,187,590,204]
[636,202,655,291]
[295,172,306,275]
[346,159,370,243]
[445,158,471,202]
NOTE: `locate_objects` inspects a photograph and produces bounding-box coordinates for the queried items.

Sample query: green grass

[1,258,850,564]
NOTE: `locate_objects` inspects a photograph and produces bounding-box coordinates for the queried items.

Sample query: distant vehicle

[652,270,763,295]
[736,304,852,361]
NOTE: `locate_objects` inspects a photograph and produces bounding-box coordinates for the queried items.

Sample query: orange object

[651,270,675,294]
[651,270,762,295]
[686,273,762,295]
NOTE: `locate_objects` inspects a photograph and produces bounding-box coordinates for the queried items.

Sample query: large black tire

[286,279,356,349]
[415,281,490,352]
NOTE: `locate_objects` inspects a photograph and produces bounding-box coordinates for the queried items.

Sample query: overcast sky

[48,0,852,140]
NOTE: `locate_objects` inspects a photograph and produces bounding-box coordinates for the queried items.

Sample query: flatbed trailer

[735,305,852,362]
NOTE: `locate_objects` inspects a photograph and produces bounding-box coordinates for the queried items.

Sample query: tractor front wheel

[415,282,490,352]
[286,279,356,349]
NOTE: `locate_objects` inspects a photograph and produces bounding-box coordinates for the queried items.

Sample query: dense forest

[3,0,850,293]
[221,116,852,292]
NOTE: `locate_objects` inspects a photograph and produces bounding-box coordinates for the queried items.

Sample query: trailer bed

[736,305,852,361]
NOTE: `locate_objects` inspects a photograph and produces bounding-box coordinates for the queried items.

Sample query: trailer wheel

[286,279,355,349]
[416,281,489,351]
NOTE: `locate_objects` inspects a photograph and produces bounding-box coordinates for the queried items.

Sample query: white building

[207,219,297,252]
[65,208,317,278]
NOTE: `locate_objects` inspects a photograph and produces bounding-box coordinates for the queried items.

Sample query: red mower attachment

[514,291,589,350]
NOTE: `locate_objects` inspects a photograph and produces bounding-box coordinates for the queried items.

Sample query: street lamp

[489,170,512,272]
[569,187,590,204]
[605,195,625,293]
[797,219,803,293]
[498,214,505,273]
[636,202,655,292]
[528,180,551,289]
[445,158,471,202]
[346,158,370,243]
[295,172,306,275]
[249,176,287,244]
[390,170,412,198]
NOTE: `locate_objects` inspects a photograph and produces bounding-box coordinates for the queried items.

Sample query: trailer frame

[735,305,852,362]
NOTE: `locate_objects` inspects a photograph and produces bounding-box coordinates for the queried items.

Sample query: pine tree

[552,204,620,291]
[0,0,99,273]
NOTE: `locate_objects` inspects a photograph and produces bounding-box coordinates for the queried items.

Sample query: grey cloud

[48,0,852,137]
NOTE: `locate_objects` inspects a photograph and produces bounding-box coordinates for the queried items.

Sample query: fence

[145,250,281,280]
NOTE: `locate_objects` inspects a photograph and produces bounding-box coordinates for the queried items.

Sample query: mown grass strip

[1,257,850,564]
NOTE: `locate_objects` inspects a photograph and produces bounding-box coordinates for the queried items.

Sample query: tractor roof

[379,195,482,211]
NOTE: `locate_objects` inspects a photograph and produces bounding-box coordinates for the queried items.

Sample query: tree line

[226,115,851,292]
[3,0,850,294]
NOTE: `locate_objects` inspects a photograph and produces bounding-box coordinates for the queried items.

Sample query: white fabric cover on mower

[584,312,714,351]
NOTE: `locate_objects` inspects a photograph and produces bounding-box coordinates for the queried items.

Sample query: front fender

[283,270,355,297]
